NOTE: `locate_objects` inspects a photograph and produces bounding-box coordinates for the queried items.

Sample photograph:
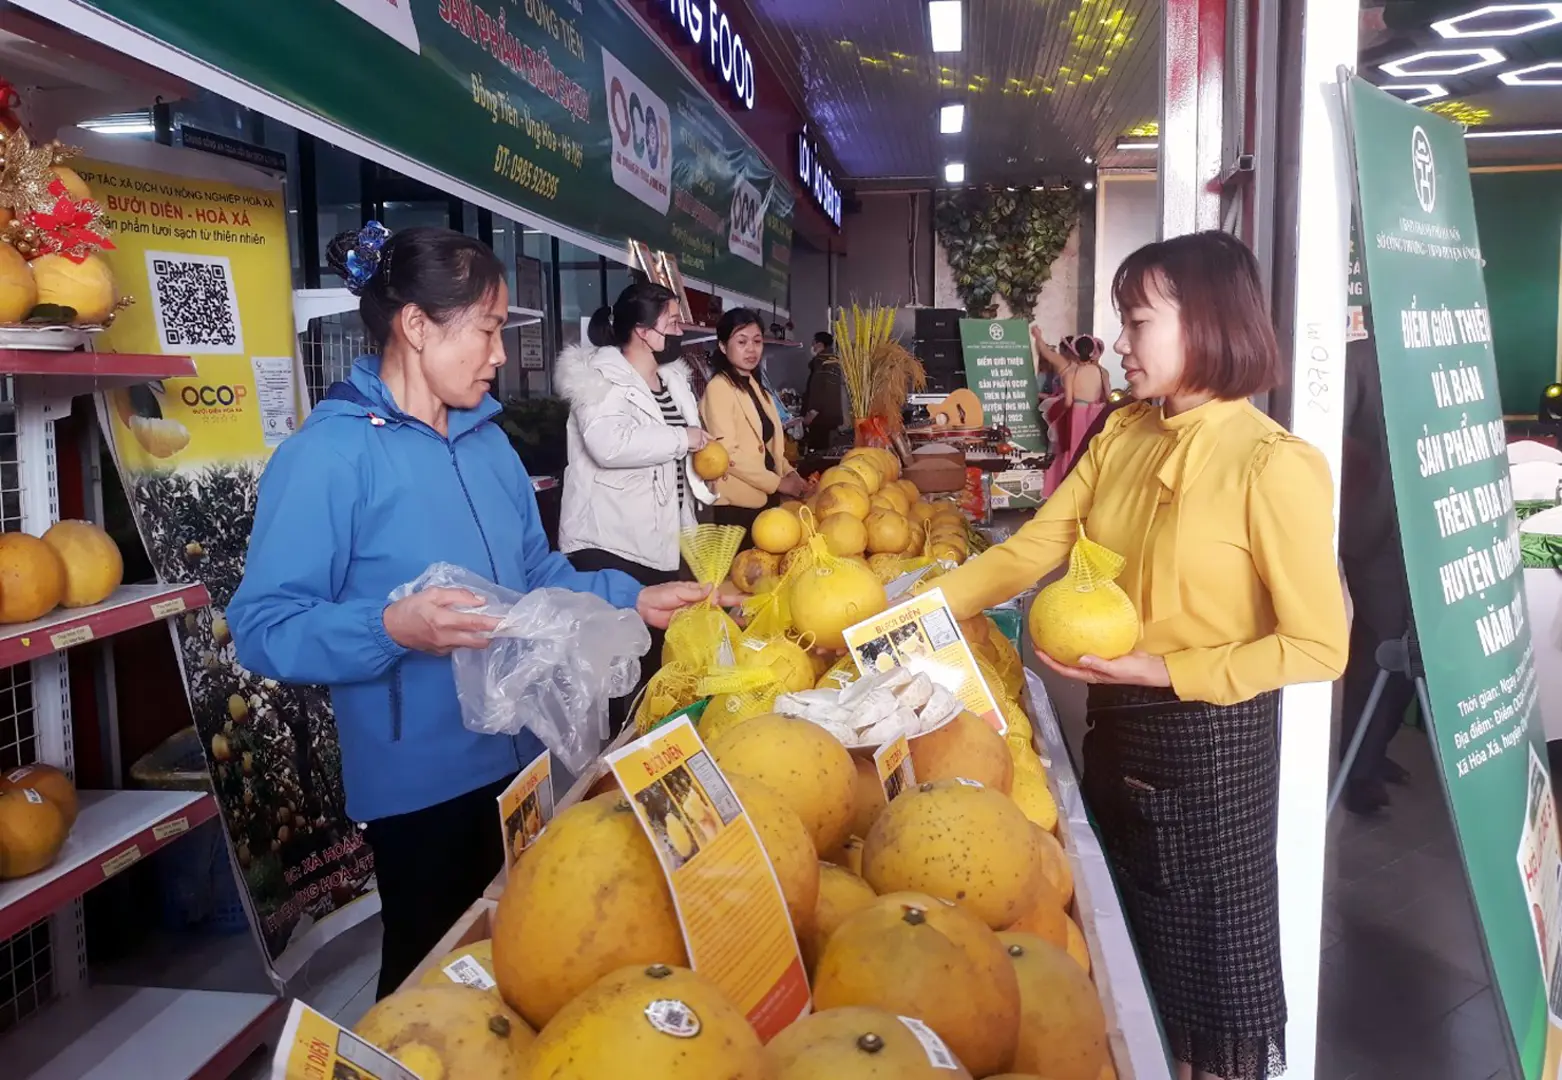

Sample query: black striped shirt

[652,383,690,512]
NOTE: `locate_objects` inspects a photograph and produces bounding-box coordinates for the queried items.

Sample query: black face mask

[654,333,684,365]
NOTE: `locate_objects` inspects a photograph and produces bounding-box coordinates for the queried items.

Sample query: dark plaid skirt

[1082,684,1286,1080]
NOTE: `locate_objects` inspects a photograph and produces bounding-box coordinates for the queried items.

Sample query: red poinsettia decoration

[26,177,114,262]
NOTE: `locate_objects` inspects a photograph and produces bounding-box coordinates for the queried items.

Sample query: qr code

[920,609,959,651]
[145,251,245,354]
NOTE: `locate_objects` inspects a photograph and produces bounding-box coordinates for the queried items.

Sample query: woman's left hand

[636,582,743,629]
[1033,648,1172,688]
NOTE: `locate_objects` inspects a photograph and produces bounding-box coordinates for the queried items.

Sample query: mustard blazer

[699,371,789,509]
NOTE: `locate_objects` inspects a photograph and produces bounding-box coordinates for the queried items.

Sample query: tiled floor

[1317,725,1514,1080]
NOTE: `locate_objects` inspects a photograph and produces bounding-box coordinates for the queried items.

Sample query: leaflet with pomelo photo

[271,1000,420,1080]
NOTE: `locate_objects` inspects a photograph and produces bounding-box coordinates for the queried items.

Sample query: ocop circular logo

[609,76,666,171]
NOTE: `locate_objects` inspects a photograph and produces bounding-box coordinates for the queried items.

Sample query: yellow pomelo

[727,774,820,934]
[0,532,64,623]
[1006,876,1071,950]
[729,548,780,594]
[42,520,123,608]
[0,763,78,829]
[50,165,93,202]
[816,483,872,521]
[1009,738,1047,777]
[736,635,817,694]
[862,779,1046,929]
[840,457,883,494]
[661,605,742,667]
[814,892,1021,1077]
[800,863,880,975]
[1029,576,1139,667]
[1035,824,1075,905]
[820,513,868,557]
[819,465,868,492]
[789,554,887,650]
[524,964,769,1079]
[780,498,807,517]
[895,478,920,501]
[1009,767,1058,832]
[32,253,115,324]
[779,545,813,579]
[825,834,865,875]
[867,553,905,584]
[690,441,729,480]
[752,506,803,554]
[1066,918,1091,974]
[0,243,36,323]
[418,939,497,993]
[909,710,1014,793]
[900,520,927,556]
[871,485,911,517]
[864,510,911,555]
[999,933,1110,1080]
[910,502,938,526]
[0,787,68,878]
[710,713,856,854]
[697,701,757,745]
[930,541,967,566]
[845,755,887,840]
[768,1005,974,1079]
[354,985,531,1079]
[492,793,686,1028]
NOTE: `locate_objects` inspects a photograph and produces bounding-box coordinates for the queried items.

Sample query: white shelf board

[2,984,280,1079]
[0,582,210,667]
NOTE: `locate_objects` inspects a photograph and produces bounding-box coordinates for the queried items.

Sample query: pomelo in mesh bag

[788,535,888,651]
[662,525,745,668]
[1028,526,1139,666]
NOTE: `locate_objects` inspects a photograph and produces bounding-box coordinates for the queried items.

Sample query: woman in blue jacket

[228,224,712,996]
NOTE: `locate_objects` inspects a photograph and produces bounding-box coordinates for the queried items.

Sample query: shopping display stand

[0,348,282,1078]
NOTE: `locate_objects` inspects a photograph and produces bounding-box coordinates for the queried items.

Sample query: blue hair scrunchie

[342,220,392,296]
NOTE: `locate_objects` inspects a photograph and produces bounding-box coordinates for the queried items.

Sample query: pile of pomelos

[350,698,1118,1080]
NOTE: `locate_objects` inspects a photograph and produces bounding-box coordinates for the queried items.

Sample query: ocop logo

[609,78,668,173]
[182,383,247,408]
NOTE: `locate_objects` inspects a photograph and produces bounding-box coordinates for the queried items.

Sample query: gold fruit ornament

[816,483,872,521]
[709,713,857,854]
[862,778,1048,930]
[32,252,116,324]
[864,510,911,555]
[0,763,78,829]
[999,933,1110,1080]
[523,963,770,1080]
[42,520,123,608]
[767,1005,974,1079]
[0,787,69,878]
[0,242,36,323]
[800,862,879,975]
[726,774,820,935]
[813,891,1021,1077]
[909,710,1014,793]
[418,939,498,993]
[1029,528,1140,666]
[129,416,192,459]
[50,165,93,202]
[491,793,686,1028]
[354,985,532,1079]
[729,549,780,594]
[690,440,729,480]
[820,513,868,557]
[788,547,888,651]
[0,532,65,623]
[751,506,802,554]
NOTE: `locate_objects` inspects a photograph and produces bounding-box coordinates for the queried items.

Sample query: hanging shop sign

[53,0,793,304]
[655,0,756,111]
[1345,75,1559,1078]
[797,130,842,230]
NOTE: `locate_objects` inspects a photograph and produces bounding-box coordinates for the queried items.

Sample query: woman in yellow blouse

[700,308,809,536]
[938,231,1348,1080]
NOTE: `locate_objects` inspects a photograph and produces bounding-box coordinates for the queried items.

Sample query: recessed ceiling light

[929,1,963,52]
[944,161,966,183]
[940,103,965,133]
[1084,154,1095,164]
[1084,180,1096,190]
[1499,60,1562,85]
[1465,126,1562,137]
[1433,3,1562,38]
[1379,48,1506,78]
[1115,139,1159,150]
[1381,82,1450,103]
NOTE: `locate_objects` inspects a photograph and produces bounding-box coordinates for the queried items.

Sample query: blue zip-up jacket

[228,357,643,822]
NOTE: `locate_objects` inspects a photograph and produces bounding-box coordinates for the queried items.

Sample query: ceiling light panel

[1382,82,1450,103]
[928,1,963,52]
[1464,126,1562,137]
[940,103,965,133]
[1432,3,1562,38]
[1378,48,1507,77]
[1499,60,1562,84]
[944,161,966,183]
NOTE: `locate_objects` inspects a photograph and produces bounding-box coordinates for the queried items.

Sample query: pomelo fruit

[909,710,1014,794]
[726,774,820,935]
[1065,918,1091,973]
[864,511,911,555]
[816,483,872,521]
[0,532,64,623]
[691,441,729,480]
[736,634,817,694]
[0,787,68,878]
[662,605,742,667]
[900,520,927,557]
[871,486,911,517]
[1000,933,1110,1080]
[867,553,906,584]
[42,520,123,608]
[839,457,884,494]
[354,985,531,1078]
[752,507,803,554]
[0,763,78,828]
[1009,767,1058,832]
[845,755,888,839]
[418,939,498,993]
[730,548,780,594]
[1005,877,1070,949]
[1035,825,1075,906]
[826,835,865,876]
[1028,533,1139,666]
[491,793,686,1028]
[789,553,887,651]
[0,242,36,323]
[910,502,938,526]
[820,513,868,557]
[779,545,814,580]
[32,252,115,324]
[801,862,879,975]
[767,1005,973,1079]
[709,713,856,854]
[818,465,867,492]
[780,498,807,517]
[862,779,1047,929]
[523,964,769,1079]
[813,892,1021,1077]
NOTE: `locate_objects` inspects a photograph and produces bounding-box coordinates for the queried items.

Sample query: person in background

[700,308,809,535]
[933,231,1348,1080]
[554,282,711,730]
[803,331,846,452]
[228,225,717,998]
[1039,334,1112,491]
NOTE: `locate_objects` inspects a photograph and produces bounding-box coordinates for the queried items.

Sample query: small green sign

[958,319,1043,455]
[1346,74,1555,1077]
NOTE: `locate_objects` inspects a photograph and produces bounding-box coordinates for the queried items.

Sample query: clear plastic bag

[389,563,651,772]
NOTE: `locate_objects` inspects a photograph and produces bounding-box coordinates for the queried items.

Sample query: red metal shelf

[0,790,220,940]
[0,583,210,668]
[0,349,196,390]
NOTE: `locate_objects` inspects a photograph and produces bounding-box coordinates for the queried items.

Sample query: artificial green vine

[934,188,1081,317]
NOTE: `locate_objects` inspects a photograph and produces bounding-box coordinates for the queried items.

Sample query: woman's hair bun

[326,221,393,297]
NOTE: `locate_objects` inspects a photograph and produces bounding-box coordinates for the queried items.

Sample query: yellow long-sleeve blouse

[937,398,1349,706]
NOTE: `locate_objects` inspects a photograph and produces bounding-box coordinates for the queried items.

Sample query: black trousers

[363,775,510,998]
[568,548,683,736]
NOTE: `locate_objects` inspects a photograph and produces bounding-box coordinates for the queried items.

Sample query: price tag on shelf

[150,597,188,618]
[49,625,94,650]
[152,816,190,841]
[101,845,142,878]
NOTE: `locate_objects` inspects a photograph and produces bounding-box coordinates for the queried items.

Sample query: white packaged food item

[774,667,965,748]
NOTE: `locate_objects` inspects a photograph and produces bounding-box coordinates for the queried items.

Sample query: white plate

[0,324,105,350]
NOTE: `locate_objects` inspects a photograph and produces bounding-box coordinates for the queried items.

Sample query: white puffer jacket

[555,344,706,572]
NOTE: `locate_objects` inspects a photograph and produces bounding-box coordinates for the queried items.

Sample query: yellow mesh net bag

[662,524,745,669]
[786,533,889,652]
[633,661,704,735]
[1027,525,1140,666]
[696,665,784,742]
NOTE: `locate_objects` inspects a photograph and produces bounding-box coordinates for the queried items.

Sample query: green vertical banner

[958,319,1043,453]
[1345,76,1559,1078]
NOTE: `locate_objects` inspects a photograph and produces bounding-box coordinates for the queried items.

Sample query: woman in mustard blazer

[699,308,808,535]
